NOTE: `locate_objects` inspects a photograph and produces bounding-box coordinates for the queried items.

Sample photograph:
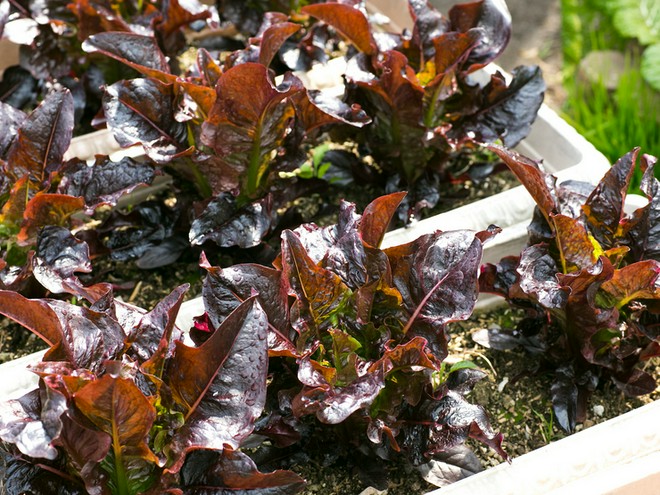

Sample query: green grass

[562,63,660,188]
[560,0,660,188]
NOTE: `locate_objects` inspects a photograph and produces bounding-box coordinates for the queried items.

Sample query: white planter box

[428,399,660,495]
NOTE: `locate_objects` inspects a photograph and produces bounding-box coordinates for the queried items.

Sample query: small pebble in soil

[592,404,605,417]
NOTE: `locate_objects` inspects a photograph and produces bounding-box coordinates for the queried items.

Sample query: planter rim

[427,399,660,495]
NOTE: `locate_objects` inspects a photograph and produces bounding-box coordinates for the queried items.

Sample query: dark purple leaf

[82,32,170,77]
[418,445,483,488]
[44,299,126,371]
[583,148,637,248]
[0,454,87,495]
[292,89,371,132]
[450,66,545,147]
[445,368,487,395]
[179,448,304,494]
[167,298,269,472]
[408,0,450,62]
[550,365,578,432]
[448,0,511,70]
[5,88,74,184]
[427,390,508,461]
[623,153,660,260]
[0,388,66,459]
[471,327,520,351]
[189,193,274,248]
[202,263,289,334]
[611,368,657,396]
[58,155,156,212]
[392,230,485,330]
[516,244,568,309]
[56,411,112,474]
[0,101,26,158]
[103,78,191,163]
[128,284,189,365]
[0,66,37,111]
[31,226,107,300]
[20,25,71,79]
[293,361,386,424]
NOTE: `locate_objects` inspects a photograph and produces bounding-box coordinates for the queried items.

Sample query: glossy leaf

[516,244,568,310]
[624,153,660,260]
[31,226,93,297]
[179,448,304,493]
[550,365,579,433]
[488,144,558,222]
[426,389,508,461]
[258,21,302,67]
[450,66,545,147]
[17,193,85,245]
[0,101,26,158]
[58,155,156,212]
[359,191,407,247]
[302,3,376,55]
[551,213,600,270]
[448,0,511,70]
[281,229,349,332]
[128,284,189,365]
[5,88,74,184]
[409,0,451,62]
[103,78,190,163]
[0,454,87,495]
[74,375,159,476]
[202,262,289,335]
[599,260,660,309]
[189,193,273,248]
[583,148,637,248]
[201,64,303,197]
[167,298,268,471]
[0,290,64,347]
[0,66,39,110]
[82,32,170,78]
[0,388,66,459]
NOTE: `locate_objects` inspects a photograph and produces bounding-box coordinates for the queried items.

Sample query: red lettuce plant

[0,0,213,132]
[194,192,508,485]
[0,283,304,494]
[81,25,370,253]
[0,88,154,292]
[479,146,660,432]
[301,0,545,218]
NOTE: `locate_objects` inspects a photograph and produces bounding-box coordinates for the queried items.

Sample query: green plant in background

[606,0,660,90]
[560,0,660,189]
